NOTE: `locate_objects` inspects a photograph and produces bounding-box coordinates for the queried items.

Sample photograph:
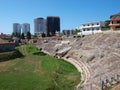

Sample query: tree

[14,32,21,37]
[21,33,25,39]
[17,33,21,38]
[62,31,66,35]
[104,20,110,28]
[74,29,81,35]
[11,32,15,37]
[101,20,110,30]
[41,32,46,37]
[15,32,18,37]
[27,32,31,40]
[33,35,37,38]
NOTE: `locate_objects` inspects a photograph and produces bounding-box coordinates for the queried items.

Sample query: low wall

[0,43,15,53]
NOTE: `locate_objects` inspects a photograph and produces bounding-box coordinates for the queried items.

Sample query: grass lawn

[0,45,80,90]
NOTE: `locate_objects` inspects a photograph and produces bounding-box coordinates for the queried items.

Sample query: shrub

[0,50,23,62]
[33,52,46,56]
[16,45,39,55]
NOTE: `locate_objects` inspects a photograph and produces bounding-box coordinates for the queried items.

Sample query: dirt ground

[111,84,120,90]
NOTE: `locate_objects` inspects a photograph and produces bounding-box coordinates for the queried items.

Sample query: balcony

[81,25,101,29]
[109,23,120,26]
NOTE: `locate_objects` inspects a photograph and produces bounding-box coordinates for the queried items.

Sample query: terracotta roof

[110,12,120,19]
[0,34,10,39]
[0,39,9,44]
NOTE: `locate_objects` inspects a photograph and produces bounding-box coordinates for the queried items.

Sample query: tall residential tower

[34,17,46,36]
[46,16,60,36]
[22,23,30,34]
[13,23,21,35]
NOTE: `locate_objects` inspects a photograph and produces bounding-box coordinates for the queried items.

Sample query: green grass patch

[101,27,110,31]
[0,45,80,90]
[16,44,40,56]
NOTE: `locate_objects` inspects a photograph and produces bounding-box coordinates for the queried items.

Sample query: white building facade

[13,23,21,35]
[77,21,104,35]
[22,23,30,34]
[34,18,46,36]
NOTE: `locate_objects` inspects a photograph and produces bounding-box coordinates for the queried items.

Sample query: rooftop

[110,12,120,19]
[0,39,9,44]
[81,21,104,25]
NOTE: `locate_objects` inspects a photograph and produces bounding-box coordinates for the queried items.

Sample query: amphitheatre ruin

[36,31,120,90]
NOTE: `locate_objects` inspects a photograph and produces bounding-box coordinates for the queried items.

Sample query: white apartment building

[22,23,30,34]
[13,23,21,35]
[77,21,104,35]
[34,18,46,36]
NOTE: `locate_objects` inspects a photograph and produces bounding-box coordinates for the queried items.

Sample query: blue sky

[0,0,120,34]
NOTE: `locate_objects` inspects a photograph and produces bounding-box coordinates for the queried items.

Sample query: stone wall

[0,43,15,53]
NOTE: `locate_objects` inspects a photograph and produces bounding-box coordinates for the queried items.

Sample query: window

[96,23,99,25]
[83,29,85,31]
[117,21,120,24]
[83,25,85,27]
[111,21,113,24]
[87,29,90,31]
[96,28,99,30]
